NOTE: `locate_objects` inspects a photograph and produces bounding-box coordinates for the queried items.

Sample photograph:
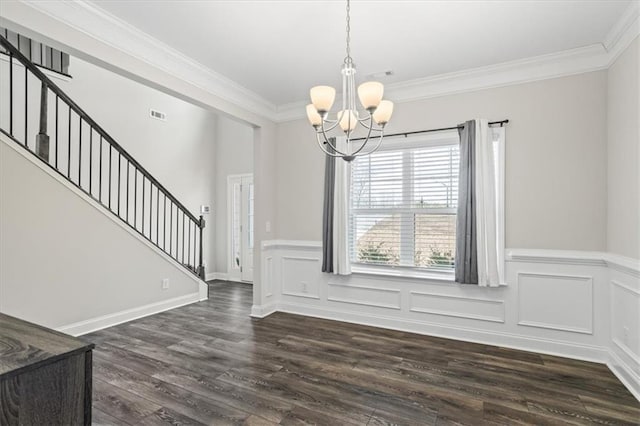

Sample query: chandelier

[305,0,394,162]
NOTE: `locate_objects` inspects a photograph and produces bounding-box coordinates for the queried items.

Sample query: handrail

[0,34,206,279]
[0,35,201,225]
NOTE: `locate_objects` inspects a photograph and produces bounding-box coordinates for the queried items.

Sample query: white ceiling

[88,0,631,107]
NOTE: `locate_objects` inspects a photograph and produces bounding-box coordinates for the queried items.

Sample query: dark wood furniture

[0,313,94,425]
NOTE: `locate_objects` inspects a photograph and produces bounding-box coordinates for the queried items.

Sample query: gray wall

[214,116,254,274]
[63,57,218,270]
[607,37,639,260]
[275,71,609,252]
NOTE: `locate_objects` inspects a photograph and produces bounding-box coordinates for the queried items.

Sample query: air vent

[150,109,166,121]
[366,70,394,79]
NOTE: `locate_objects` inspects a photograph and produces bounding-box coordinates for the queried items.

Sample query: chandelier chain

[345,0,352,64]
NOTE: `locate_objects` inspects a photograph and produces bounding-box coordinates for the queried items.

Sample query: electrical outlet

[301,282,308,293]
[162,278,170,290]
[623,326,629,344]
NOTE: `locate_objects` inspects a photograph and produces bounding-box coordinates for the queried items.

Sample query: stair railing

[0,34,206,279]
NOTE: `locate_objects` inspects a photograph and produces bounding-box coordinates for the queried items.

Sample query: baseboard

[607,349,640,401]
[205,272,229,281]
[275,301,609,364]
[250,302,278,318]
[57,292,201,336]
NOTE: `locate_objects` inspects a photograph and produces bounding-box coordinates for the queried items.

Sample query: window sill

[350,265,456,283]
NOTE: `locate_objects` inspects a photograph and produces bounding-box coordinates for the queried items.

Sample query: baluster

[149,181,152,238]
[182,213,185,264]
[142,176,145,234]
[175,206,179,258]
[156,188,160,245]
[89,129,92,195]
[99,135,103,202]
[67,107,71,178]
[126,162,130,222]
[35,82,49,161]
[134,169,138,228]
[108,145,112,209]
[198,215,205,279]
[117,153,121,216]
[9,53,13,136]
[78,117,82,185]
[193,221,197,272]
[55,95,58,167]
[24,65,27,147]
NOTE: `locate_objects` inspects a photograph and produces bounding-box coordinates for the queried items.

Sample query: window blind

[349,137,459,271]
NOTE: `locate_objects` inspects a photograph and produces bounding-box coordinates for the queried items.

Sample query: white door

[228,175,254,283]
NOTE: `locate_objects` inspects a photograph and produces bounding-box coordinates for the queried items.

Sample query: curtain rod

[350,119,509,142]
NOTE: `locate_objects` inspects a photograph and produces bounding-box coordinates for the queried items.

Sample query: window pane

[412,145,459,209]
[231,182,241,269]
[414,214,456,269]
[353,214,401,265]
[352,151,404,209]
[248,183,254,250]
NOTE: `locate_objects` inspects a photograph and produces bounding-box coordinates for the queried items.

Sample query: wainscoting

[252,240,640,401]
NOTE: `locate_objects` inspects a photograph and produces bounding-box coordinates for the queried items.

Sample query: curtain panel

[322,137,352,275]
[456,119,502,287]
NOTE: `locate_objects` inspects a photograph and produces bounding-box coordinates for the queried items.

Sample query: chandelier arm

[348,115,376,156]
[316,132,350,157]
[319,122,350,155]
[356,118,384,131]
[318,119,342,133]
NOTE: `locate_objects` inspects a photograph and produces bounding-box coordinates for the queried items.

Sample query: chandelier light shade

[306,0,394,162]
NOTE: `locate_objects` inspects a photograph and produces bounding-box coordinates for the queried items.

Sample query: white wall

[64,57,218,271]
[0,55,219,271]
[214,115,254,275]
[276,71,608,251]
[605,36,640,401]
[607,37,639,260]
[0,4,279,321]
[0,138,205,334]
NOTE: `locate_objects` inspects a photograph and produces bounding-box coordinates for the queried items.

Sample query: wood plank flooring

[84,281,640,425]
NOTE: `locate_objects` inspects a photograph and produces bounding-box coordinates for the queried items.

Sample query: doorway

[228,174,254,283]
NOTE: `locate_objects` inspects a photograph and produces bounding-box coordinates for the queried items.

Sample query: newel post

[198,215,205,279]
[35,81,49,161]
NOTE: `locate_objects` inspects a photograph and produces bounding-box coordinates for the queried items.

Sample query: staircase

[0,34,206,280]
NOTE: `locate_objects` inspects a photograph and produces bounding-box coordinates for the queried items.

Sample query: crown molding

[10,0,640,125]
[276,3,639,123]
[19,0,278,121]
[276,43,610,122]
[603,0,640,66]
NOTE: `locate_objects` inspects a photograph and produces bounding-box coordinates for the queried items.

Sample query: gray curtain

[456,121,478,284]
[322,138,336,272]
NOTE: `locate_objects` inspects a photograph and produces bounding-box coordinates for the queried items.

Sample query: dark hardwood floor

[85,281,640,425]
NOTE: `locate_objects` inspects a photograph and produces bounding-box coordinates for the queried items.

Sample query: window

[349,132,460,273]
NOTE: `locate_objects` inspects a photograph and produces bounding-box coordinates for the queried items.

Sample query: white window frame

[349,131,460,277]
[349,128,506,282]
